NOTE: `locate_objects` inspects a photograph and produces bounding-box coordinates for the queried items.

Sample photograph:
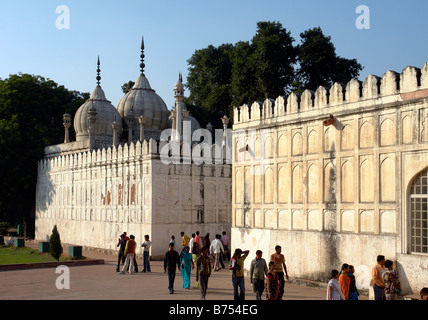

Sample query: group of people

[327,263,360,300]
[116,232,151,274]
[327,254,427,300]
[165,233,290,301]
[117,232,428,301]
[164,231,231,298]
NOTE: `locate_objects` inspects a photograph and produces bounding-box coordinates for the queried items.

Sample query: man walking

[196,246,211,300]
[230,248,249,300]
[164,242,181,294]
[250,250,268,300]
[270,245,289,299]
[210,234,225,271]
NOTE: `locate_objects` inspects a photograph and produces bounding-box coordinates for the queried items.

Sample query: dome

[117,73,169,131]
[74,85,122,142]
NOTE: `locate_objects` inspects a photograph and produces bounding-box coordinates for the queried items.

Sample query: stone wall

[232,62,428,295]
[35,138,232,259]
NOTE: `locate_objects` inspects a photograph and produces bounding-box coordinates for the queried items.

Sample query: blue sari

[180,250,193,288]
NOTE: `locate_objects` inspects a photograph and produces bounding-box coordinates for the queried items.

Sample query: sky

[0,0,427,113]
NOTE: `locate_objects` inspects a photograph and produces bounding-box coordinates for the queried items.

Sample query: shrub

[49,225,63,261]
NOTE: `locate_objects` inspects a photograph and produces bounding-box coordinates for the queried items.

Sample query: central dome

[117,37,169,134]
[117,73,169,131]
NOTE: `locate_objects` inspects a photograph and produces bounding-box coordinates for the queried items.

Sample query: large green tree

[0,73,88,233]
[295,27,363,91]
[185,22,363,127]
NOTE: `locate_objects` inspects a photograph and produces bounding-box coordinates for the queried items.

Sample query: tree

[186,44,234,128]
[295,27,363,91]
[0,74,88,232]
[49,225,63,261]
[185,22,364,124]
[249,21,297,100]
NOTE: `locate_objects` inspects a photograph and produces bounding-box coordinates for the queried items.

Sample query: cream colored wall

[35,139,232,259]
[232,62,428,295]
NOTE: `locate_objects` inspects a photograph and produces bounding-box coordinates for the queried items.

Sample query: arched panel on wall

[380,117,396,147]
[265,135,274,159]
[360,210,375,233]
[235,168,243,204]
[341,123,354,150]
[401,113,413,144]
[278,133,287,157]
[359,120,374,149]
[380,156,396,202]
[264,167,274,203]
[292,210,303,230]
[380,210,396,234]
[341,210,355,232]
[341,160,354,203]
[292,164,303,203]
[308,163,320,203]
[244,168,251,204]
[360,158,374,202]
[324,127,336,152]
[308,210,321,230]
[255,136,261,159]
[324,161,337,203]
[265,209,276,229]
[292,131,303,156]
[307,128,318,154]
[278,165,288,203]
[254,166,261,204]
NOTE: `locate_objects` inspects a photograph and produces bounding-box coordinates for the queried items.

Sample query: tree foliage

[185,22,363,127]
[295,27,363,92]
[0,74,89,230]
[49,224,63,261]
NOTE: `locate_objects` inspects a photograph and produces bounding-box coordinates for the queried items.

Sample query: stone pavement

[0,243,330,301]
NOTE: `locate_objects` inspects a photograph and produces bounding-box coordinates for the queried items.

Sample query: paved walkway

[0,242,330,301]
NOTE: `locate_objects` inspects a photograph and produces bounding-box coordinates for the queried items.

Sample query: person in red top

[338,263,351,300]
[194,231,202,252]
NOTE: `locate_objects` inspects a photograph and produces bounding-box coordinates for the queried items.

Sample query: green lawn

[0,245,83,265]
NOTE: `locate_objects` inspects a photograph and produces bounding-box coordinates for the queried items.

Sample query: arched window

[410,168,428,254]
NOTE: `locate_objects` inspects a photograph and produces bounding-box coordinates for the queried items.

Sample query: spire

[140,36,145,75]
[96,55,101,86]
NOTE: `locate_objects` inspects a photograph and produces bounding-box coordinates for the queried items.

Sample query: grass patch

[0,245,86,265]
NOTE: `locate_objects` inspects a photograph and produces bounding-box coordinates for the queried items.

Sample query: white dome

[117,73,169,131]
[74,85,122,142]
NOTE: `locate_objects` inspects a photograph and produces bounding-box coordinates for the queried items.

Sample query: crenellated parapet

[38,138,160,172]
[233,62,428,126]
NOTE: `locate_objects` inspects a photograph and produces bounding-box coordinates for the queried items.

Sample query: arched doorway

[409,168,428,254]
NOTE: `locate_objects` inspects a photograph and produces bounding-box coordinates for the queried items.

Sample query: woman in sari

[266,261,280,300]
[180,246,194,289]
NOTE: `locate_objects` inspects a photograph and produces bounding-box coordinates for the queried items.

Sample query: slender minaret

[172,72,185,141]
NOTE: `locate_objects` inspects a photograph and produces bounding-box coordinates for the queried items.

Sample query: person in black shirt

[164,242,181,294]
[116,234,127,272]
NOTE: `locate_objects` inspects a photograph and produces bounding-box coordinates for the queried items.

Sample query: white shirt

[142,240,151,252]
[326,279,345,300]
[210,239,224,254]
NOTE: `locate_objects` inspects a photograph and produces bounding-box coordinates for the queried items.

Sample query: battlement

[38,139,160,171]
[233,62,428,126]
[38,137,232,171]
